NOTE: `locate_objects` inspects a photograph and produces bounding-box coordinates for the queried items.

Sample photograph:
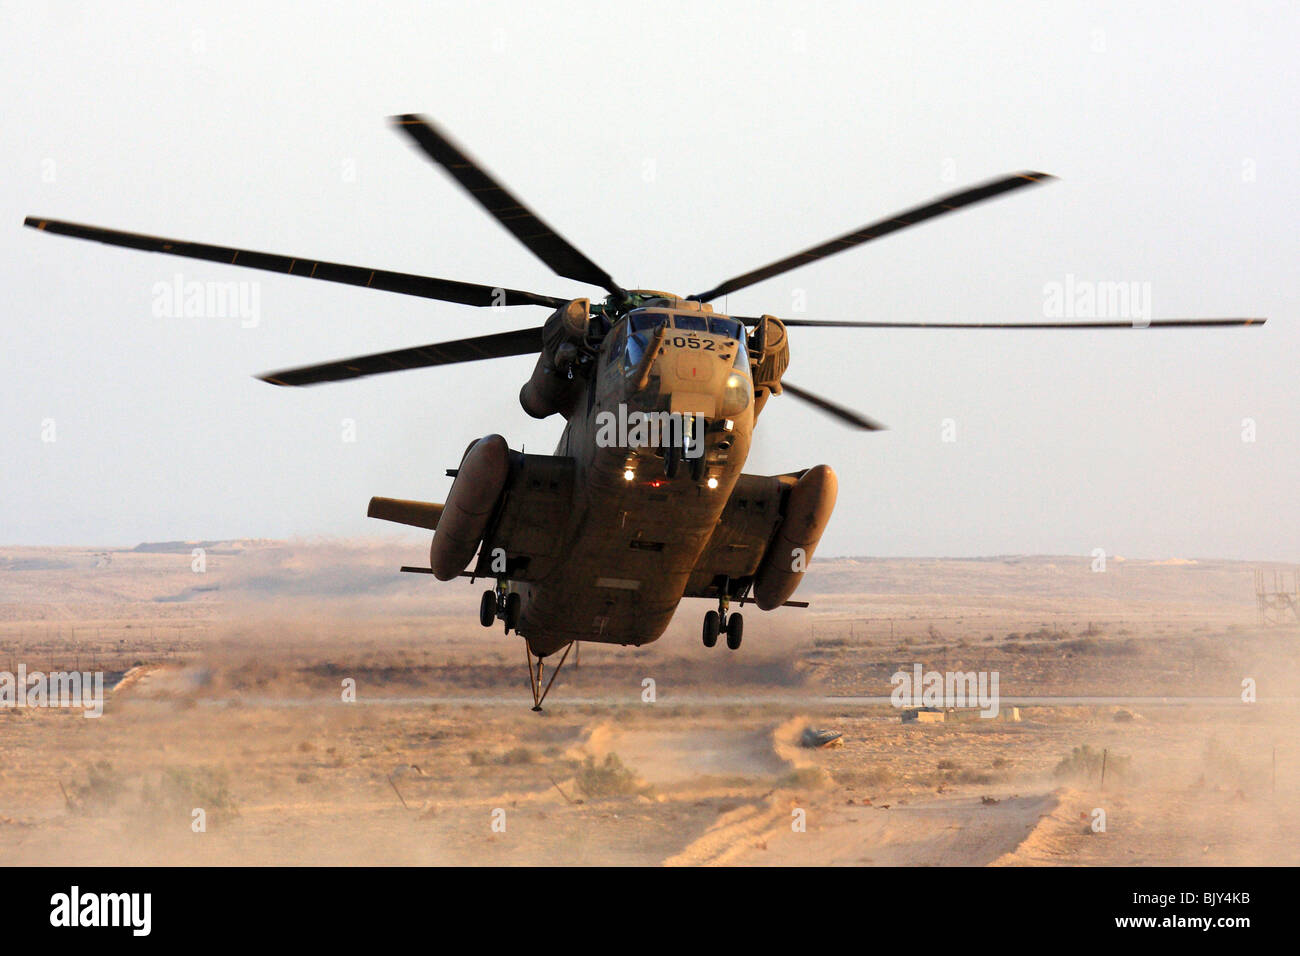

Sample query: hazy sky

[3,1,1296,560]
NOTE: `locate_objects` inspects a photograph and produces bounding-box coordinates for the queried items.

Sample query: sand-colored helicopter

[25,115,1263,708]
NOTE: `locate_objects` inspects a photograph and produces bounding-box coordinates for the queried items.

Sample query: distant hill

[130,539,278,554]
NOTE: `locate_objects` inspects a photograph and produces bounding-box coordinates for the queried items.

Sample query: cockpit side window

[731,334,749,370]
[623,332,645,372]
[605,319,626,358]
[623,313,666,373]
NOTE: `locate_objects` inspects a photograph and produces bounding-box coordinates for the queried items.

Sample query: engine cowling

[748,315,790,419]
[752,464,837,610]
[519,298,590,419]
[428,434,511,580]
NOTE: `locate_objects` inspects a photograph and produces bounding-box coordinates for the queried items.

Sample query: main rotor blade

[391,114,623,295]
[767,317,1267,329]
[691,171,1055,302]
[780,381,887,431]
[258,325,543,387]
[24,217,564,309]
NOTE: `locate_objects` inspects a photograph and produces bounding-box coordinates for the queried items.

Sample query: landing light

[724,419,734,431]
[706,476,719,490]
[624,468,635,482]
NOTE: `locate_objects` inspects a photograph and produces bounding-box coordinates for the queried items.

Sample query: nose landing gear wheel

[479,589,495,628]
[725,612,744,650]
[702,610,720,647]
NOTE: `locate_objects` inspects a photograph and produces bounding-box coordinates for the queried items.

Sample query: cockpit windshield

[622,309,751,373]
[629,311,670,334]
[707,317,744,340]
[702,317,749,369]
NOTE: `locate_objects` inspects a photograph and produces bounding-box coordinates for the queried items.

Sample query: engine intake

[748,315,789,419]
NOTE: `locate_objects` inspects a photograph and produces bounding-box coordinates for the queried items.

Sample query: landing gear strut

[702,591,742,650]
[524,640,573,712]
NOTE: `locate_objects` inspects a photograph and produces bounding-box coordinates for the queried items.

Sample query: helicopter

[25,114,1264,709]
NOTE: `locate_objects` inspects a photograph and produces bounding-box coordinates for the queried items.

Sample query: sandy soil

[1,541,1297,866]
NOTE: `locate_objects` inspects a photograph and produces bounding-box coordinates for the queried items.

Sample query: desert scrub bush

[576,753,645,798]
[141,767,240,826]
[1061,637,1141,656]
[69,760,126,813]
[500,746,537,766]
[861,765,893,786]
[1053,744,1132,784]
[471,746,538,767]
[776,766,833,790]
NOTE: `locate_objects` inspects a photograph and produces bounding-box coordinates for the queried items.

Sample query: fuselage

[513,303,755,656]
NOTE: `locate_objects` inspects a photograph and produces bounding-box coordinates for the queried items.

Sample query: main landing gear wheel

[725,612,744,650]
[702,610,720,647]
[503,591,521,634]
[479,589,495,628]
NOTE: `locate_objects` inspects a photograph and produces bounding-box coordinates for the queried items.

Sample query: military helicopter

[25,115,1263,709]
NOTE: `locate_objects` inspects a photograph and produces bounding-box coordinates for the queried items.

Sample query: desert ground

[1,539,1297,866]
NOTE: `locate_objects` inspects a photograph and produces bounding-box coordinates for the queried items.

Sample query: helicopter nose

[658,342,737,418]
[674,349,712,383]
